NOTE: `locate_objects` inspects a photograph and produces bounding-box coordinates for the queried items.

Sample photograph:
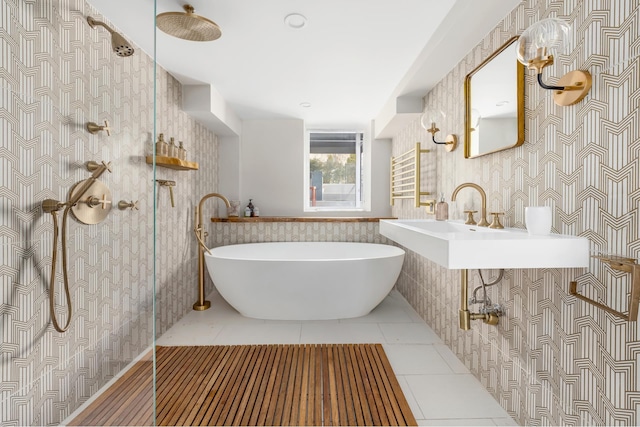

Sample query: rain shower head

[87,16,135,57]
[156,4,221,42]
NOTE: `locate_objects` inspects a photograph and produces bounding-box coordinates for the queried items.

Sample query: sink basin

[379,219,589,269]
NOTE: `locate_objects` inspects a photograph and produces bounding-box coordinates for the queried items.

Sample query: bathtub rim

[204,241,404,262]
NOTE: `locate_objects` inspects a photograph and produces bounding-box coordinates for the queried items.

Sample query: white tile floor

[157,290,517,426]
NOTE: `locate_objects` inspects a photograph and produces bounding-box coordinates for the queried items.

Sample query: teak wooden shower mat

[70,343,417,426]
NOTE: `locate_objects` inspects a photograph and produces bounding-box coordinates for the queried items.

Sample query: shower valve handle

[86,160,112,174]
[86,194,112,209]
[118,200,139,211]
[86,120,111,136]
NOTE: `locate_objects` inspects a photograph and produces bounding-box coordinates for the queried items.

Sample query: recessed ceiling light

[300,102,312,108]
[284,13,307,29]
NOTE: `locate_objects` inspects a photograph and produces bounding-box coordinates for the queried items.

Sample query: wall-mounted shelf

[145,156,199,171]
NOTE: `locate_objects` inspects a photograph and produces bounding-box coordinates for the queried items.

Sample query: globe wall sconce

[420,109,457,152]
[515,18,592,106]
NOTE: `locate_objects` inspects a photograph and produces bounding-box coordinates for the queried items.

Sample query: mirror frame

[464,36,525,159]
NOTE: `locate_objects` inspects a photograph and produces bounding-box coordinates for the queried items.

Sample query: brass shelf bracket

[570,255,640,321]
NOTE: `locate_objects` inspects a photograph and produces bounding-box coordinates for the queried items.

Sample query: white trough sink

[379,219,589,269]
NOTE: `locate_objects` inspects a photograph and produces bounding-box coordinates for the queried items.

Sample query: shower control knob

[86,160,112,173]
[98,194,111,209]
[86,194,112,209]
[86,120,111,136]
[118,200,139,211]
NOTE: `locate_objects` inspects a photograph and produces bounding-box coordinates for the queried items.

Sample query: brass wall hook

[570,255,640,321]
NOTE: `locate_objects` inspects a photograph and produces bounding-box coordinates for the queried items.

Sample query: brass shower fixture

[42,160,113,333]
[87,16,135,57]
[156,4,222,42]
[193,193,231,311]
[86,120,111,136]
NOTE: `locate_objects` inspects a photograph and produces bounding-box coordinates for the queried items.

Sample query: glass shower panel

[0,0,156,425]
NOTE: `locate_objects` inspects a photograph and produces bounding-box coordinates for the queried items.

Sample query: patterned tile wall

[391,0,640,425]
[0,0,219,425]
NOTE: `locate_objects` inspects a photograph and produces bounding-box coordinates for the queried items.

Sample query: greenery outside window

[305,131,364,211]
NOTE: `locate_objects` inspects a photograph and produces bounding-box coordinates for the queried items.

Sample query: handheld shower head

[87,16,134,57]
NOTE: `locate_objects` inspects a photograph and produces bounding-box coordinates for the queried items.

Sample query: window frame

[303,129,369,212]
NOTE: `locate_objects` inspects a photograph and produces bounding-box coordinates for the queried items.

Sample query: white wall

[237,119,392,217]
[240,119,305,216]
[218,135,240,202]
[370,134,392,217]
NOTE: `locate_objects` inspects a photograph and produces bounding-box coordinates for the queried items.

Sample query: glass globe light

[419,108,457,151]
[420,109,445,132]
[515,18,571,69]
[515,17,591,106]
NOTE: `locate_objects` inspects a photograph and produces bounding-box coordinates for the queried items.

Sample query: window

[305,131,364,211]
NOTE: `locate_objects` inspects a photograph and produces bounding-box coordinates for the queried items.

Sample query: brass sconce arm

[420,109,457,152]
[527,52,590,92]
[425,123,458,152]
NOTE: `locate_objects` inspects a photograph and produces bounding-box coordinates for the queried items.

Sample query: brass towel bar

[390,142,433,209]
[570,255,640,321]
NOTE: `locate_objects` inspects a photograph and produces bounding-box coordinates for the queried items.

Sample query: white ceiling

[86,0,521,130]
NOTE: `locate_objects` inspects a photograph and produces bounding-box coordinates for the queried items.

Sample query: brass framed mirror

[464,36,524,158]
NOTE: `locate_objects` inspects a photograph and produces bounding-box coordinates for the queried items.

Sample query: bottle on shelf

[156,133,168,157]
[247,199,255,217]
[178,141,186,160]
[168,137,177,158]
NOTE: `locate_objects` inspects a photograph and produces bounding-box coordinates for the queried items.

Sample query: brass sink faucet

[451,182,489,227]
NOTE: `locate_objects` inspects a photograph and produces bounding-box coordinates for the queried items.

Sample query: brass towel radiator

[390,142,434,210]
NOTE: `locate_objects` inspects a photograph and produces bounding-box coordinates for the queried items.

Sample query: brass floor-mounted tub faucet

[193,193,230,311]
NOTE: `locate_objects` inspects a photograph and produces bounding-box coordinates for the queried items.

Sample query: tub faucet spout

[194,193,231,311]
[451,183,489,227]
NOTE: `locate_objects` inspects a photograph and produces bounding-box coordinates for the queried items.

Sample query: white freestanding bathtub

[204,242,405,320]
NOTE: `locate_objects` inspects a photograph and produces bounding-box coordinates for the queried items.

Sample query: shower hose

[48,205,73,333]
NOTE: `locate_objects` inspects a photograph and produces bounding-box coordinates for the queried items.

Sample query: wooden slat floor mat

[70,344,417,426]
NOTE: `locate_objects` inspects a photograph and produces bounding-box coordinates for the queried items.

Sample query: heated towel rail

[390,142,433,208]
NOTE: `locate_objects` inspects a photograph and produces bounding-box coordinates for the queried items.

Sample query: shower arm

[87,16,116,35]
